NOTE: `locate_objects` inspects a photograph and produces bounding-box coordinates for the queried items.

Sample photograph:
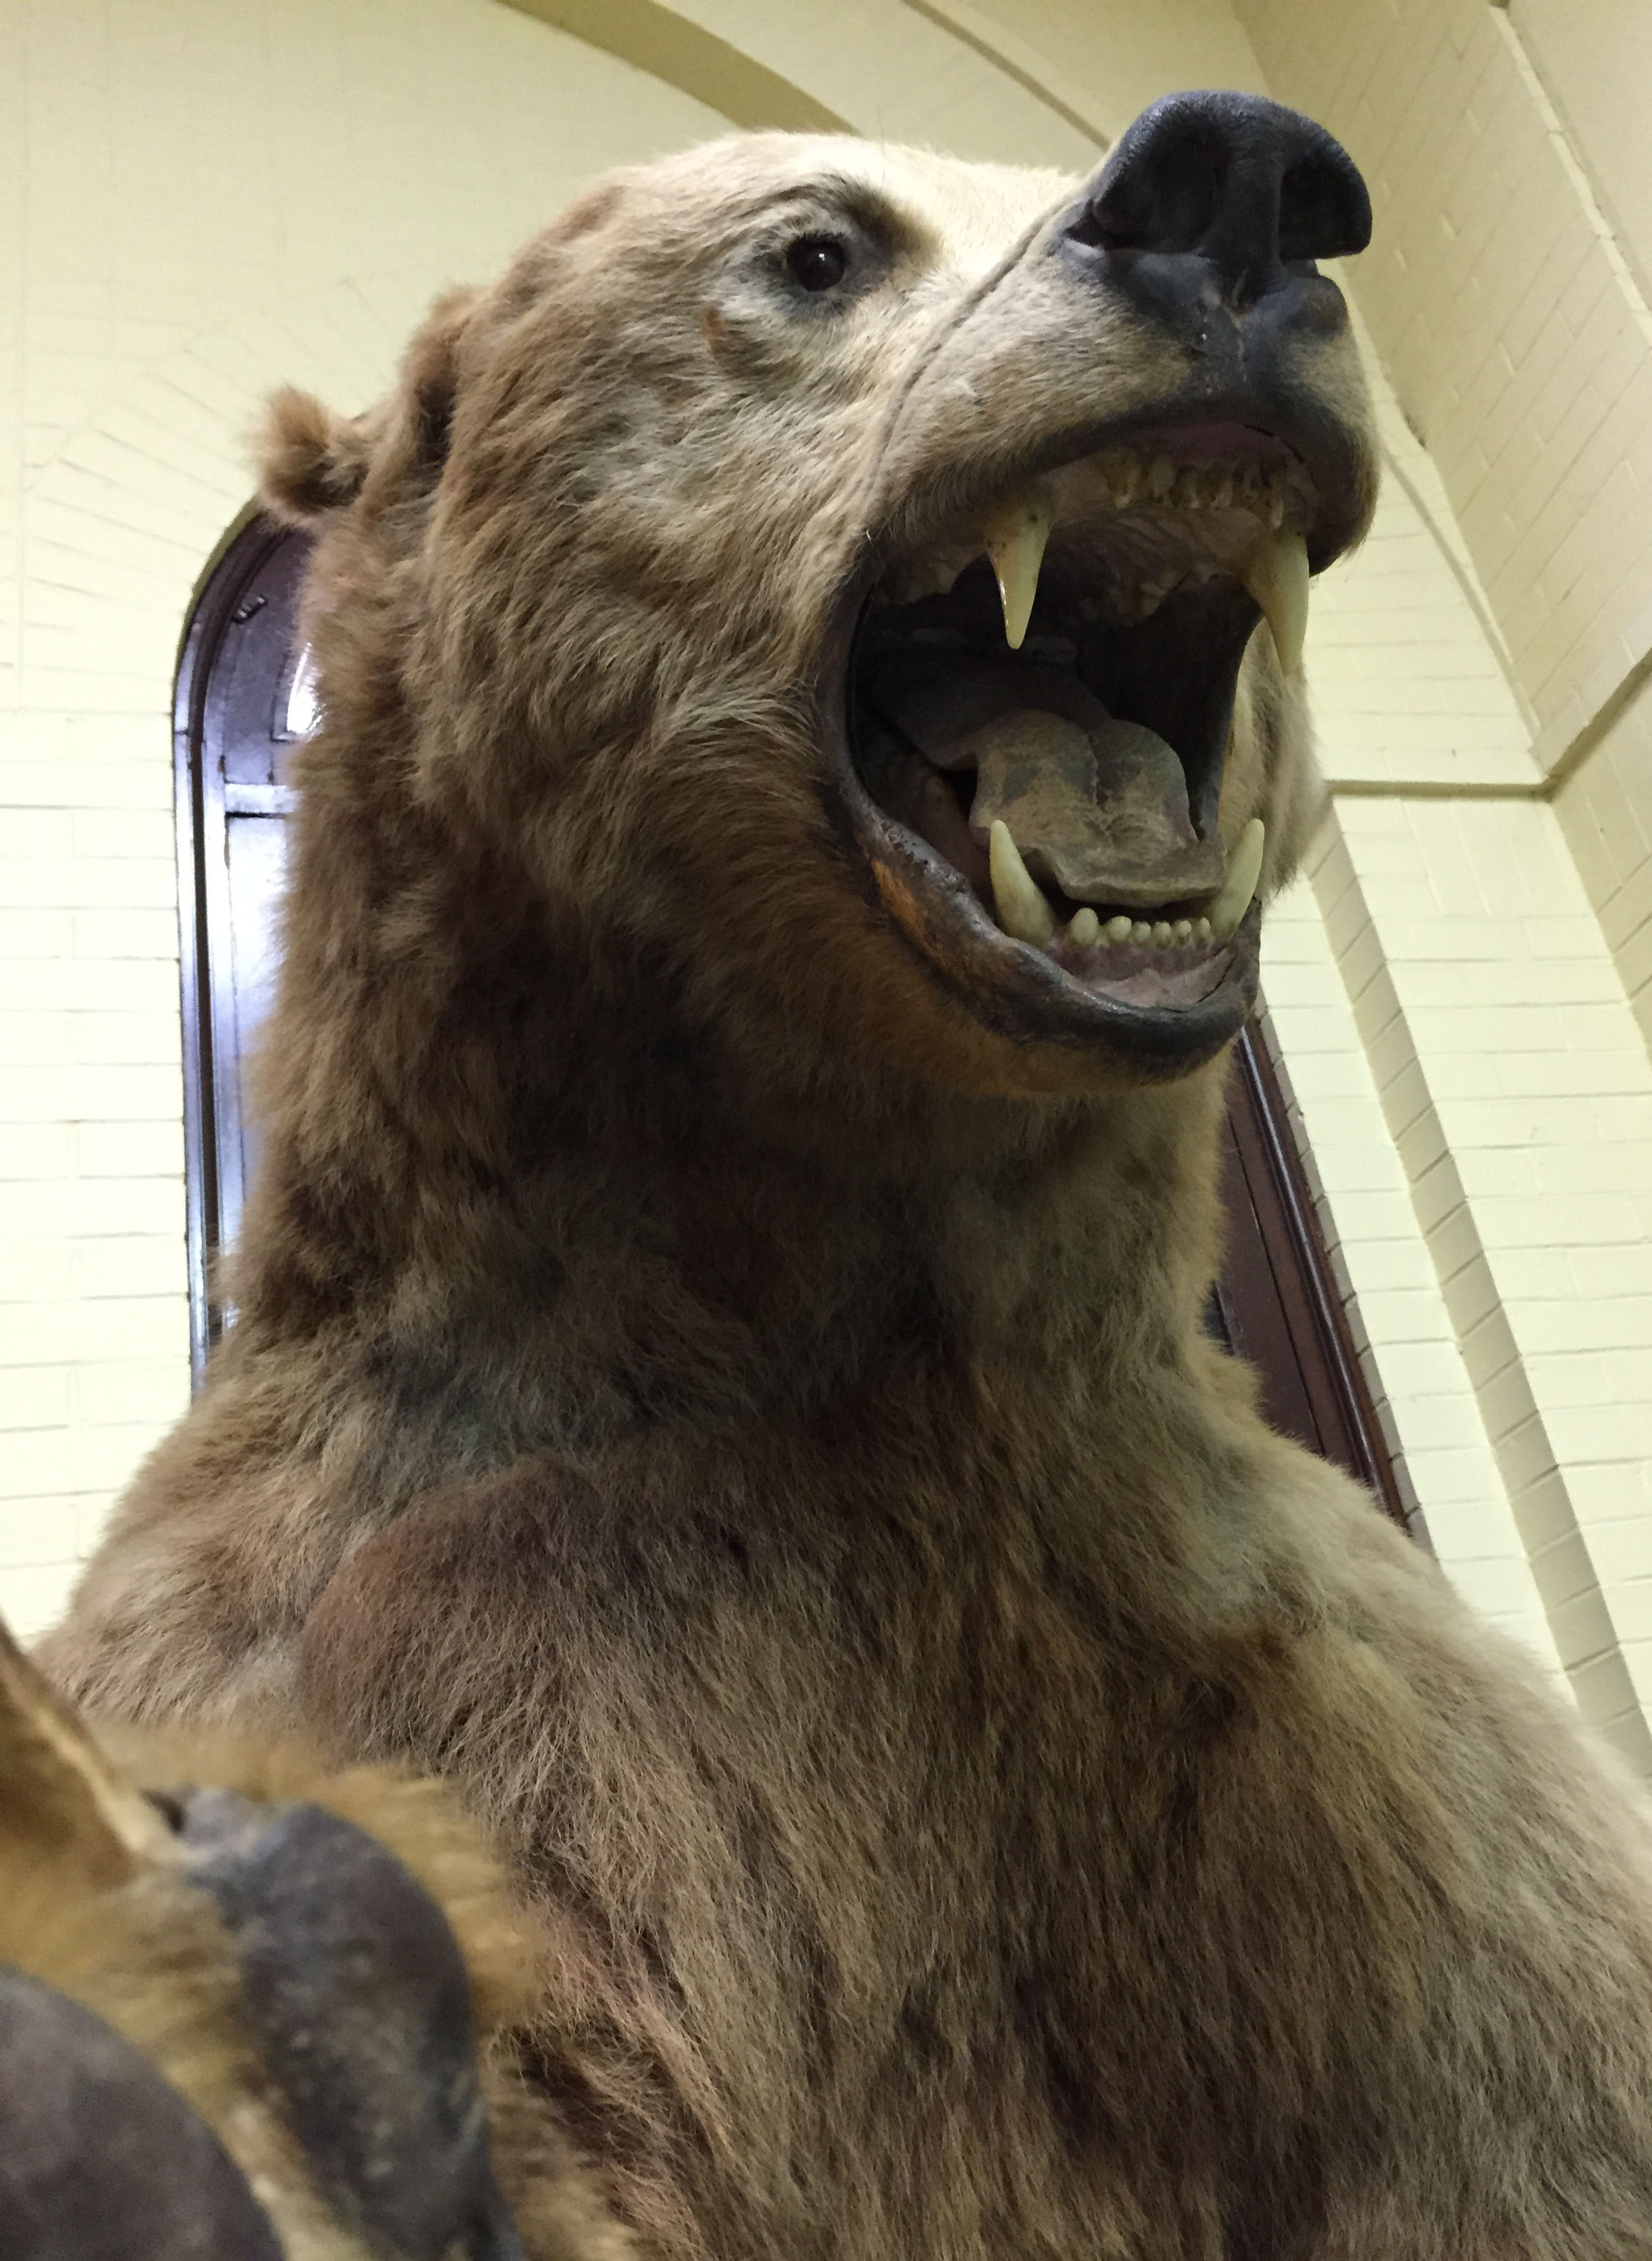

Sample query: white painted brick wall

[1222,0,1652,1741]
[1263,870,1565,1679]
[1556,670,1652,1057]
[1237,0,1652,1048]
[1308,794,1652,1772]
[1237,0,1652,770]
[1307,315,1538,791]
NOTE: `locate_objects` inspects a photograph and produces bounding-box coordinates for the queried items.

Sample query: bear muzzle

[824,95,1374,1076]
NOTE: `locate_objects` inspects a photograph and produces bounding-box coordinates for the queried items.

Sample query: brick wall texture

[1238,0,1652,1041]
[1234,0,1652,1762]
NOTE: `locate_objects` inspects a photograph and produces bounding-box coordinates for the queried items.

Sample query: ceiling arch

[499,1,850,132]
[498,0,1106,165]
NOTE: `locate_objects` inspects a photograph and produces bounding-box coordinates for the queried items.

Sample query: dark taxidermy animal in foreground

[0,1613,625,2260]
[39,94,1652,2260]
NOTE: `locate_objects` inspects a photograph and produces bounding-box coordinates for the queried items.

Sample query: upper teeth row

[1090,450,1290,524]
[894,458,1311,675]
[981,491,1308,675]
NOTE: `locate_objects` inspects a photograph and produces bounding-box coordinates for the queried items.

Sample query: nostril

[1278,155,1371,264]
[1067,91,1371,297]
[1087,133,1223,258]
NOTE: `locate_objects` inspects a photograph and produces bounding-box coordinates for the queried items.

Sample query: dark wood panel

[1219,1023,1406,1520]
[174,516,306,1384]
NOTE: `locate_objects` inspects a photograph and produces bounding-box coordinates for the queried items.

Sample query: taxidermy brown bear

[41,95,1652,2258]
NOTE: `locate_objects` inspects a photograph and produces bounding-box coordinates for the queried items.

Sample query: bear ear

[256,287,481,529]
[257,386,375,527]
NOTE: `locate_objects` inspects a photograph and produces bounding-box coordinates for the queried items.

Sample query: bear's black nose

[1072,90,1370,312]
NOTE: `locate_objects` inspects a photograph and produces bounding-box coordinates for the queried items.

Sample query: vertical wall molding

[1311,804,1652,1775]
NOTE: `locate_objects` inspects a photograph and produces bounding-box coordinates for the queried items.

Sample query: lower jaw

[851,790,1261,1073]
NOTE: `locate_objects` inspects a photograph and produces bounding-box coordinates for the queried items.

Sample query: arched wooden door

[175,518,1407,1522]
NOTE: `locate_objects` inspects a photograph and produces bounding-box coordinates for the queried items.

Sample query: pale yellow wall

[1557,670,1652,1052]
[1262,874,1568,1684]
[2,0,1648,1765]
[1238,0,1652,769]
[535,0,1103,165]
[1510,0,1652,310]
[925,0,1267,139]
[1306,315,1537,793]
[1307,796,1652,1767]
[1236,0,1652,1074]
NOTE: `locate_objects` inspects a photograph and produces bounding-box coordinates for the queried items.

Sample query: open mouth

[837,419,1324,1063]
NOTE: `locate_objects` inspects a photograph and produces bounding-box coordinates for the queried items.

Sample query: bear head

[260,106,1375,1132]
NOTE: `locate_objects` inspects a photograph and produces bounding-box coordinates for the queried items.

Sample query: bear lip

[820,410,1357,1066]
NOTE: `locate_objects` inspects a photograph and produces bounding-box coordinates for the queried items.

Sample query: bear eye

[785,235,849,293]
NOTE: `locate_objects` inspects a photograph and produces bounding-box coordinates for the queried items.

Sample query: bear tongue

[865,653,1222,908]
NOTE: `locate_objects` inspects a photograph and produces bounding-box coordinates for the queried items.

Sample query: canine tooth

[1147,455,1175,501]
[1068,906,1101,949]
[988,820,1055,945]
[1151,921,1172,947]
[1193,915,1212,942]
[1104,914,1134,943]
[1208,816,1266,939]
[1241,529,1310,675]
[981,491,1051,651]
[1173,919,1192,943]
[1131,920,1152,944]
[1267,480,1285,529]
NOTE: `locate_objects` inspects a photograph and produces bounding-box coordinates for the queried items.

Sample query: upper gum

[885,454,1304,601]
[985,456,1292,543]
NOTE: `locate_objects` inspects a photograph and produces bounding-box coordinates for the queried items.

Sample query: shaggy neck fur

[227,774,1235,1470]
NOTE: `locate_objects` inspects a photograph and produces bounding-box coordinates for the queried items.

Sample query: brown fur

[42,134,1652,2256]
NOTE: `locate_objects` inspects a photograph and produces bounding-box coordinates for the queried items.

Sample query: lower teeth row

[1068,909,1212,950]
[985,818,1266,955]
